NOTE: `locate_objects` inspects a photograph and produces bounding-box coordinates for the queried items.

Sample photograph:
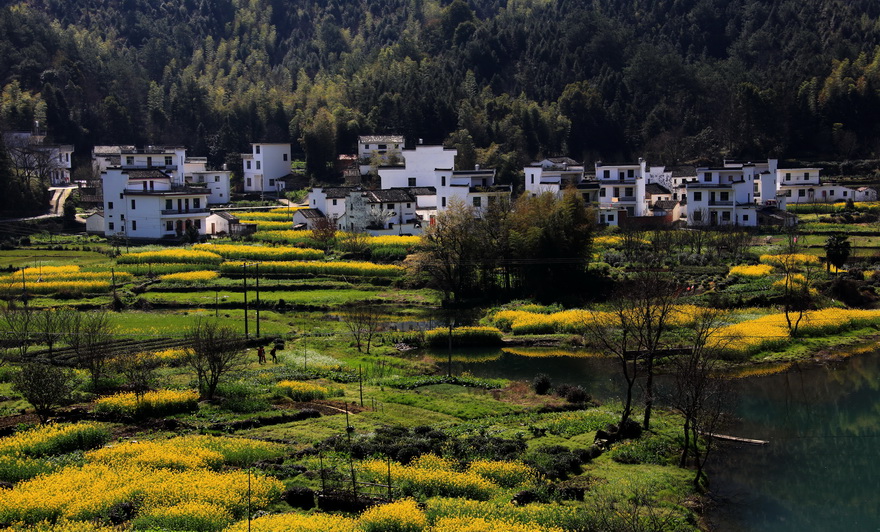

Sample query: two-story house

[358,135,405,174]
[241,143,291,194]
[3,131,73,186]
[776,166,877,203]
[685,165,758,226]
[101,167,210,239]
[594,160,648,226]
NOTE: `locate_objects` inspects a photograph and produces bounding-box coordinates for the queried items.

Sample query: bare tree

[32,308,72,357]
[183,319,248,400]
[65,311,113,389]
[340,305,383,354]
[1,302,33,361]
[311,216,338,251]
[777,254,817,337]
[13,362,75,423]
[114,351,160,401]
[582,272,678,430]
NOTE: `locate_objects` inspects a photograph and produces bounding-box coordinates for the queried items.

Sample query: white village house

[3,131,73,186]
[776,166,878,204]
[241,143,291,194]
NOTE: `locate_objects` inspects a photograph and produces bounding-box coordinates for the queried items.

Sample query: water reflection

[709,353,880,531]
[439,346,880,531]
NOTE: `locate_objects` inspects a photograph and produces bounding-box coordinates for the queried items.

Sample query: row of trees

[2,304,249,421]
[407,191,596,304]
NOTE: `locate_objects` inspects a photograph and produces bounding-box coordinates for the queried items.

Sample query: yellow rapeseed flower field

[158,270,219,283]
[728,264,773,277]
[193,243,324,261]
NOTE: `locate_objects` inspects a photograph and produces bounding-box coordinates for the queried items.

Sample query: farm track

[22,337,191,365]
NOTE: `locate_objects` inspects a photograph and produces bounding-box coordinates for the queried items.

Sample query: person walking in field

[257,346,266,364]
[270,345,278,364]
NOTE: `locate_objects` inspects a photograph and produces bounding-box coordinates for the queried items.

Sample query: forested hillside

[3,0,880,183]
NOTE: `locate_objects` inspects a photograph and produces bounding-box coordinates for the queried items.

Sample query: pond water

[439,346,880,532]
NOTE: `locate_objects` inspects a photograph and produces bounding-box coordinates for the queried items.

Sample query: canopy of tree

[3,0,880,190]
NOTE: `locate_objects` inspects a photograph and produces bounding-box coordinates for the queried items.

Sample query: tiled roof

[126,169,170,179]
[359,135,404,144]
[653,200,679,210]
[365,189,414,203]
[645,183,671,195]
[402,186,436,195]
[298,208,326,219]
[667,165,697,178]
[323,187,359,199]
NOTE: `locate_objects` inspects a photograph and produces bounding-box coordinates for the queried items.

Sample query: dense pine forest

[3,0,880,185]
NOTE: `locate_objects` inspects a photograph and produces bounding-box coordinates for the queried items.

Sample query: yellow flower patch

[728,264,773,277]
[226,513,358,532]
[158,270,219,282]
[360,499,427,532]
[193,243,323,261]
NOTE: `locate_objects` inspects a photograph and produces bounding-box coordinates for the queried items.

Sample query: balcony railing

[161,208,210,215]
[708,200,733,206]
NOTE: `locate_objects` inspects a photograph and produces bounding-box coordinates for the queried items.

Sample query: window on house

[843,191,848,197]
[268,179,274,186]
[142,181,147,190]
[799,189,806,197]
[613,187,620,197]
[530,174,534,184]
[132,220,137,231]
[441,176,446,186]
[165,199,172,210]
[720,192,729,201]
[624,187,633,197]
[256,161,261,170]
[692,211,702,222]
[387,203,394,210]
[608,214,615,221]
[364,144,370,149]
[442,197,447,207]
[830,190,835,196]
[332,199,337,206]
[193,198,200,208]
[599,188,606,197]
[146,157,152,167]
[703,173,711,182]
[108,202,114,210]
[785,173,791,181]
[473,197,482,207]
[119,193,124,199]
[804,172,810,179]
[246,161,251,170]
[108,222,114,231]
[406,203,411,208]
[627,169,634,178]
[619,172,624,179]
[166,221,173,231]
[131,199,136,209]
[283,153,288,161]
[246,178,252,187]
[721,211,731,221]
[603,170,610,179]
[255,145,260,154]
[214,176,220,182]
[165,156,172,166]
[693,192,702,201]
[743,215,749,222]
[408,178,416,187]
[126,156,133,165]
[195,219,201,229]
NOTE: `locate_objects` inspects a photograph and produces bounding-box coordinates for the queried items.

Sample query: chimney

[475,164,480,171]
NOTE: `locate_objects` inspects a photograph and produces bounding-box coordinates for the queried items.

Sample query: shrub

[93,390,199,418]
[216,382,270,413]
[532,374,552,395]
[131,501,232,532]
[0,423,110,458]
[360,499,427,532]
[274,380,332,402]
[467,460,539,488]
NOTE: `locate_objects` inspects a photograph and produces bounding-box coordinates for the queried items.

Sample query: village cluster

[7,132,876,240]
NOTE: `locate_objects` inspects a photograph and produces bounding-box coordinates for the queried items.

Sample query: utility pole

[243,263,249,338]
[255,262,261,338]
